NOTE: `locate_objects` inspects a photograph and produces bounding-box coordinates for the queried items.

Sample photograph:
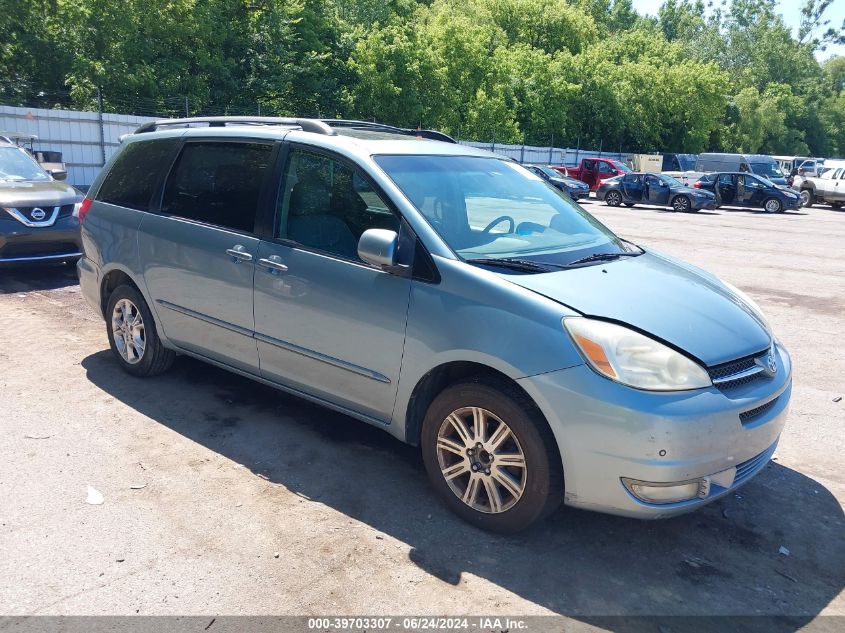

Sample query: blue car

[694,173,801,213]
[525,164,590,200]
[78,117,791,533]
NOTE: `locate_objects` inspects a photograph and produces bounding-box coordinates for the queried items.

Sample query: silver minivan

[78,118,791,533]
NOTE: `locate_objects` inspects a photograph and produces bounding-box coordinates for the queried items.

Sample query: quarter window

[277,149,399,261]
[97,138,180,211]
[161,142,273,233]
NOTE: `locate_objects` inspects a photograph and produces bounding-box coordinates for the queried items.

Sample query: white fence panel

[0,105,156,187]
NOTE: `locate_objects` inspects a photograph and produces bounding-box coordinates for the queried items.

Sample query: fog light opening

[622,477,710,505]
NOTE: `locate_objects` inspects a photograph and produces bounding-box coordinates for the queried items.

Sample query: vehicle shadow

[82,351,845,623]
[0,263,79,294]
[718,207,808,216]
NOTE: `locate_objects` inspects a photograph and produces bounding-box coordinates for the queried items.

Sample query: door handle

[226,245,253,263]
[258,255,289,274]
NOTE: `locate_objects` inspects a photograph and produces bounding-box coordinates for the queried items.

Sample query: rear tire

[421,377,564,534]
[831,202,842,210]
[106,284,175,377]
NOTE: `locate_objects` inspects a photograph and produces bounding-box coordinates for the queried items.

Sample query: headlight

[563,317,711,391]
[721,281,771,334]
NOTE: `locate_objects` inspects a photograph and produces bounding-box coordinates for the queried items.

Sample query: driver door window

[277,149,399,262]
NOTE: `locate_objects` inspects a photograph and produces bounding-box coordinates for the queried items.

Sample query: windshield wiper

[468,257,560,273]
[568,252,640,266]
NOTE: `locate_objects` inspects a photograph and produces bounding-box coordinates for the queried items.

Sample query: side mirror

[358,228,398,268]
[49,169,68,181]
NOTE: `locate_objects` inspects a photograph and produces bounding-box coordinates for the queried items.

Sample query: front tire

[764,197,783,213]
[106,284,175,377]
[421,378,564,533]
[605,191,623,207]
[672,195,691,212]
[799,189,813,207]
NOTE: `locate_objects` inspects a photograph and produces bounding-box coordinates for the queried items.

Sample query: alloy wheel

[673,196,690,212]
[764,198,782,213]
[436,407,527,514]
[111,298,146,364]
[606,191,622,207]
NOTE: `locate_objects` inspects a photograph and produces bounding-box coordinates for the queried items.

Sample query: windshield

[677,154,697,170]
[374,155,633,266]
[656,174,683,187]
[537,166,561,179]
[746,174,775,187]
[749,162,782,179]
[0,147,50,182]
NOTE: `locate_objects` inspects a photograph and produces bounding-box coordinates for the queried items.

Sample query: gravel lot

[1,199,843,625]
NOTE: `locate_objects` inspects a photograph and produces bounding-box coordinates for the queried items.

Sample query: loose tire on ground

[420,377,564,533]
[106,284,175,377]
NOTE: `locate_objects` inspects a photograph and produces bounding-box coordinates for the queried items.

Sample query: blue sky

[631,0,844,60]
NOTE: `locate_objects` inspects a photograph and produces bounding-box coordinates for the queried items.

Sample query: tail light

[76,197,93,223]
[693,182,701,188]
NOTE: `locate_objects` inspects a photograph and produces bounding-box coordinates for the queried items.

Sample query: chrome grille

[708,349,768,390]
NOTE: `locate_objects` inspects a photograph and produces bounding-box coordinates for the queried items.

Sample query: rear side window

[97,139,180,211]
[161,142,273,233]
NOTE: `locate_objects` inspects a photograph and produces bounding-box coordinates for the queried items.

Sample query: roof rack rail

[134,116,336,136]
[321,119,457,144]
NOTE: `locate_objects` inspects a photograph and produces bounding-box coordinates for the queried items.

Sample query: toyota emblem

[30,207,46,221]
[767,350,777,374]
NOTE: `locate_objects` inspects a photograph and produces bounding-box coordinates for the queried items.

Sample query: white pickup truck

[793,160,845,208]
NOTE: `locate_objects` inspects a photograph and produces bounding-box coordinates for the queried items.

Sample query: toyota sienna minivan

[78,117,792,533]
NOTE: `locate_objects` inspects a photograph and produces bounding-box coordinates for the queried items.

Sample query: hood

[506,251,771,366]
[767,176,787,185]
[0,179,81,208]
[551,177,588,189]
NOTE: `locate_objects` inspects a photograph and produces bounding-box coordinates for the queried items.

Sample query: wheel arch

[99,266,143,318]
[403,361,546,448]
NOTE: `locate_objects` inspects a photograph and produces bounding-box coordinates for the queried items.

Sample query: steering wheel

[482,215,515,234]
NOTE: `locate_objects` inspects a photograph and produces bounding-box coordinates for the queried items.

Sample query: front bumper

[0,214,82,266]
[518,341,792,519]
[691,197,717,210]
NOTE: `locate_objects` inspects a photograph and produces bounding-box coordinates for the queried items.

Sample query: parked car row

[546,151,827,213]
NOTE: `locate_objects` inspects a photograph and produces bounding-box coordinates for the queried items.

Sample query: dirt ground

[0,199,843,627]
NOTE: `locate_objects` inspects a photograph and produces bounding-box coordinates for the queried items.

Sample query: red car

[554,158,632,191]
